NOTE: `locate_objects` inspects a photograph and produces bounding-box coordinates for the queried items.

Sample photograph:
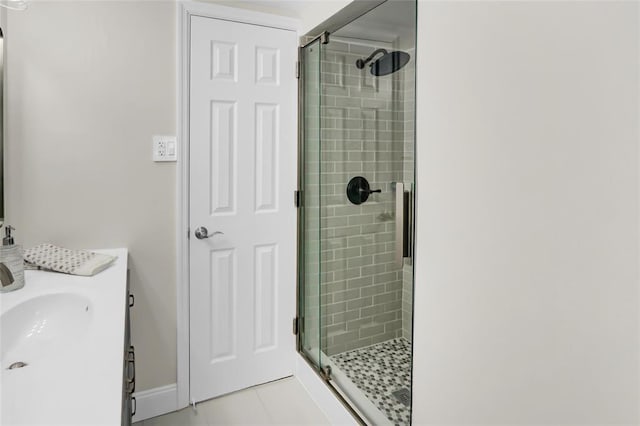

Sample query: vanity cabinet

[122,269,136,425]
[1,248,130,425]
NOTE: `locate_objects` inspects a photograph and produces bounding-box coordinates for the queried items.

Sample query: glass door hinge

[296,61,300,79]
[293,317,299,335]
[294,190,302,208]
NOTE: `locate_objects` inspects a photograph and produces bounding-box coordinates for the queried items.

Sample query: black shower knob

[347,176,381,205]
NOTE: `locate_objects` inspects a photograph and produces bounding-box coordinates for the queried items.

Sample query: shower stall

[297,1,417,424]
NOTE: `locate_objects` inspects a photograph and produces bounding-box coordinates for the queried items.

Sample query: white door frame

[176,1,299,409]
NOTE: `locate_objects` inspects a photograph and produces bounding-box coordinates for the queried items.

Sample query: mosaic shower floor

[330,337,412,425]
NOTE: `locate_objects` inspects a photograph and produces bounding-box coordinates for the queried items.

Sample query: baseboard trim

[132,383,178,423]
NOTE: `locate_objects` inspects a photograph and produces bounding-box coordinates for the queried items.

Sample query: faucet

[0,262,14,287]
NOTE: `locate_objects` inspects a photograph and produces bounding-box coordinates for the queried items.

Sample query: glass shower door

[298,2,417,424]
[299,38,322,368]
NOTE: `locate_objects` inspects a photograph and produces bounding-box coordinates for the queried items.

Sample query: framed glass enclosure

[297,1,417,424]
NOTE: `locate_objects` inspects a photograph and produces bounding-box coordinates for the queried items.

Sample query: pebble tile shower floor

[330,337,412,425]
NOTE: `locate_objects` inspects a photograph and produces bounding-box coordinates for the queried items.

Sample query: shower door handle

[395,183,411,267]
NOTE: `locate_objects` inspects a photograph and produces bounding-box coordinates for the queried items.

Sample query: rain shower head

[355,48,410,77]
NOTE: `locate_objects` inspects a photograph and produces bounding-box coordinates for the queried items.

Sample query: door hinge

[292,317,299,335]
[320,31,330,45]
[294,190,302,208]
[296,60,300,79]
[187,227,190,239]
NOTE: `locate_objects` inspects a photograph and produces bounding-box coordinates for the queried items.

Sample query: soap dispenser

[0,225,25,292]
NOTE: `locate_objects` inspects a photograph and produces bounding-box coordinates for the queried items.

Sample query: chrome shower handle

[194,227,223,240]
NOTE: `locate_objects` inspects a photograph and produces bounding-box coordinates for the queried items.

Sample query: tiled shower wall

[318,38,413,356]
[301,38,415,359]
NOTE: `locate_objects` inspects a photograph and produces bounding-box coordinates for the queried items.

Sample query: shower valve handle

[360,188,381,195]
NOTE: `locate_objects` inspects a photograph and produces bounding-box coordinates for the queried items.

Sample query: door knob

[194,227,223,240]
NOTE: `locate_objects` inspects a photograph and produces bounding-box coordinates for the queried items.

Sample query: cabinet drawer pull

[127,346,136,394]
[128,293,135,307]
[131,396,136,416]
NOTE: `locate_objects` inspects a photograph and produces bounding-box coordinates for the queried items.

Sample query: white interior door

[189,15,297,402]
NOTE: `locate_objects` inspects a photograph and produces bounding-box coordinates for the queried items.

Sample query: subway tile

[347,296,373,310]
[374,292,399,305]
[384,320,403,333]
[347,235,375,247]
[359,323,385,338]
[325,280,346,293]
[332,288,360,303]
[361,263,387,276]
[325,301,347,315]
[385,281,403,292]
[347,255,373,268]
[333,267,361,281]
[374,252,395,264]
[332,330,359,345]
[334,96,361,108]
[333,225,361,238]
[384,300,402,312]
[374,272,399,284]
[326,323,347,336]
[360,283,387,298]
[370,331,398,345]
[344,337,372,352]
[346,276,373,289]
[373,311,397,324]
[334,246,361,260]
[361,223,386,235]
[360,304,386,318]
[332,309,359,324]
[325,344,346,356]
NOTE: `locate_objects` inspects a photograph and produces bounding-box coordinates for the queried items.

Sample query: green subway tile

[359,324,385,338]
[360,283,387,298]
[373,292,399,305]
[346,276,373,289]
[333,288,360,303]
[347,255,373,268]
[360,304,386,317]
[346,318,374,331]
[347,296,373,310]
[334,267,361,281]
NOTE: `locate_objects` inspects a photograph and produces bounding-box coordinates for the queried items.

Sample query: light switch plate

[153,135,177,162]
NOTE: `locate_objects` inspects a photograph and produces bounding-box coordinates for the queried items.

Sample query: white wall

[5,1,177,391]
[413,1,639,424]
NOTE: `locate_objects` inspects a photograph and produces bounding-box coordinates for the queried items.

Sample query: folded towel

[23,244,117,276]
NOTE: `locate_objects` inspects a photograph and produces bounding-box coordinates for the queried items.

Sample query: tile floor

[331,338,412,425]
[135,377,331,426]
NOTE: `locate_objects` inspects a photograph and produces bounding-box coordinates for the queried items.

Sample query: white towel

[23,244,117,276]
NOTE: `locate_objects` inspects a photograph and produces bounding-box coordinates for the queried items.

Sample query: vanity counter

[0,248,129,425]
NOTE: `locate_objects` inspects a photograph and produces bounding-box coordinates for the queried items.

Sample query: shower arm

[356,48,389,69]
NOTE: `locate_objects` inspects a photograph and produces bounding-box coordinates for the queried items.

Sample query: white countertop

[0,248,129,425]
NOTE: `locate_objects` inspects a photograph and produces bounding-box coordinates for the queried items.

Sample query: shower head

[355,48,410,77]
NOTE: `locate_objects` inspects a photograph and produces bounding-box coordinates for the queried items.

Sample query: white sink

[1,292,93,369]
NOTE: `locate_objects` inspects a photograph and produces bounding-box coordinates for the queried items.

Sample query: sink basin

[1,293,93,369]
